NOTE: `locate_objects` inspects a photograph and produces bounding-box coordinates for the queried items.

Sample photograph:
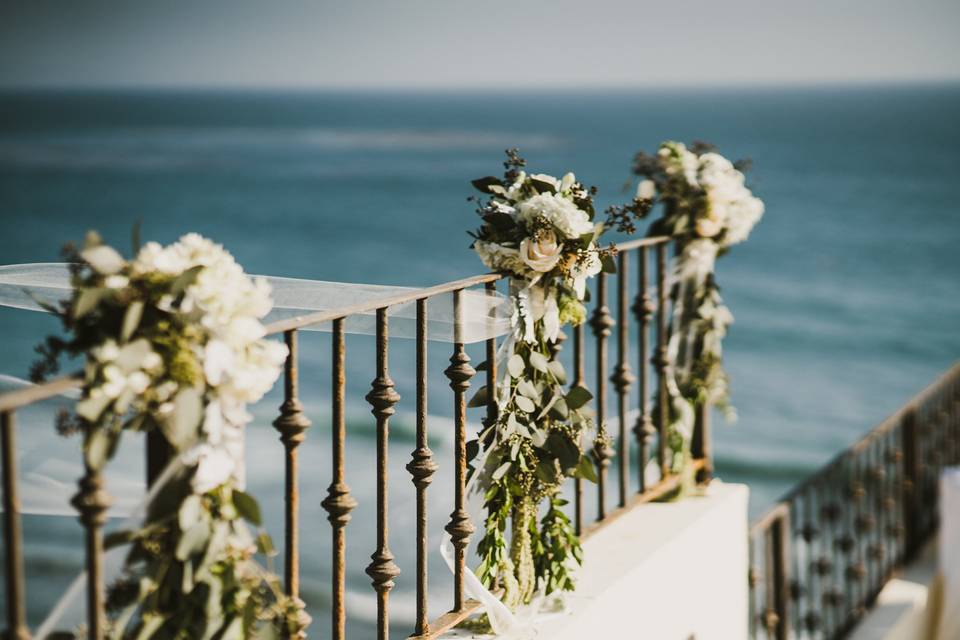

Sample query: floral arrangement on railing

[31,232,310,638]
[631,140,763,479]
[466,150,648,610]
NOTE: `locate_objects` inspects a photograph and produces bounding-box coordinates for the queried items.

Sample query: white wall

[444,482,750,639]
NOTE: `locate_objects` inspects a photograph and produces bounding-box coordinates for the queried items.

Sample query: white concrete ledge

[446,481,749,639]
[849,540,937,640]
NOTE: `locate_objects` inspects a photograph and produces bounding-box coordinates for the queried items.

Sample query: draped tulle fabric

[0,263,513,344]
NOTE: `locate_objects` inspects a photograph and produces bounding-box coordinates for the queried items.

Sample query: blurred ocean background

[1,85,959,636]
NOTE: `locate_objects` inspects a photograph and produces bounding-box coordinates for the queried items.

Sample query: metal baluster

[73,441,112,638]
[611,251,634,507]
[572,323,585,535]
[365,308,402,640]
[654,242,670,478]
[1,411,29,640]
[484,281,499,430]
[407,300,438,636]
[273,329,311,597]
[847,457,867,623]
[589,273,615,521]
[632,246,655,493]
[445,290,476,612]
[322,319,357,640]
[901,409,920,561]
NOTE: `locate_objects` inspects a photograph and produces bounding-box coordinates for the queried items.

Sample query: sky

[1,0,959,89]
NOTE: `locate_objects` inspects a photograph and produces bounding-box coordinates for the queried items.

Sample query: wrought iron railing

[1,235,715,640]
[749,362,960,639]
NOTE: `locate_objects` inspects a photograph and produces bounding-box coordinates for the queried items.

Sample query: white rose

[516,193,594,240]
[519,230,562,273]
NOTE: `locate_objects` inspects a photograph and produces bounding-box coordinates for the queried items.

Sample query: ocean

[1,85,958,636]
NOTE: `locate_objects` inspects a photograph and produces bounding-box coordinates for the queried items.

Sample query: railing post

[445,290,476,613]
[273,330,311,598]
[611,250,635,507]
[632,246,656,493]
[692,401,713,484]
[572,322,585,535]
[366,308,402,640]
[654,242,670,479]
[321,318,357,640]
[1,411,29,640]
[407,300,438,636]
[72,456,112,639]
[589,272,615,520]
[764,507,791,640]
[901,408,920,561]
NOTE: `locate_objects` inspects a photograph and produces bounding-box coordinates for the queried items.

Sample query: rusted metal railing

[749,363,960,639]
[0,235,719,639]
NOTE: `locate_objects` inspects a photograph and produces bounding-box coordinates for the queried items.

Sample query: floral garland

[466,150,646,609]
[631,141,763,476]
[32,232,310,639]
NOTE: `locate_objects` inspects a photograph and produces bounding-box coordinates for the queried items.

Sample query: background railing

[1,234,718,640]
[748,362,960,639]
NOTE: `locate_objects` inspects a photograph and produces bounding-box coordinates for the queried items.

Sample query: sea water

[1,85,958,636]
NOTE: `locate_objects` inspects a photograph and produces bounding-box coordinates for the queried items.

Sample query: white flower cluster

[472,167,603,342]
[656,142,764,247]
[78,233,286,494]
[474,170,602,289]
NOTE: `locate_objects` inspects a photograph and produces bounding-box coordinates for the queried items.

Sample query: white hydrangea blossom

[516,193,595,240]
[83,233,287,495]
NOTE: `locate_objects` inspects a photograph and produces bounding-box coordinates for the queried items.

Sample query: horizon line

[2,76,959,94]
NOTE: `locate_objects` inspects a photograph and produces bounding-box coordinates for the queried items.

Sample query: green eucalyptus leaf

[547,431,580,471]
[466,438,480,463]
[162,387,202,449]
[530,428,547,448]
[507,354,524,378]
[85,427,113,471]
[529,178,558,194]
[76,393,112,423]
[492,461,512,481]
[104,529,136,550]
[233,490,262,526]
[514,395,535,414]
[115,338,153,373]
[565,386,593,410]
[73,288,107,320]
[256,531,277,557]
[175,521,210,561]
[577,455,598,483]
[81,244,126,275]
[528,351,549,373]
[467,385,489,408]
[547,359,567,384]
[516,379,539,401]
[178,494,203,530]
[471,176,505,194]
[601,253,617,274]
[121,301,144,342]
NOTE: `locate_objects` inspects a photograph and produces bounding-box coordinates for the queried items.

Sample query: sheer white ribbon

[0,263,512,344]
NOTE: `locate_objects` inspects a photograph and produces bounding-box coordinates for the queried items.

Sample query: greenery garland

[631,141,764,477]
[33,232,309,639]
[467,151,648,608]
